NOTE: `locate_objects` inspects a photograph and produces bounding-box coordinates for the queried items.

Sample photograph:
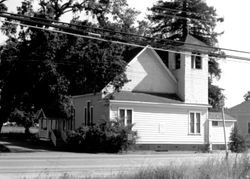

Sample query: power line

[2,18,250,63]
[0,19,217,60]
[0,11,249,55]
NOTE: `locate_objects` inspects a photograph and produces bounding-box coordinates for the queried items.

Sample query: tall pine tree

[149,0,224,110]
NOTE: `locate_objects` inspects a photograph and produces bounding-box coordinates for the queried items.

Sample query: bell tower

[168,35,209,105]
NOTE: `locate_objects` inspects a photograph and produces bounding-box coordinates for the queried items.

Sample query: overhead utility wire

[0,11,249,55]
[0,14,219,57]
[0,19,216,60]
[2,18,250,62]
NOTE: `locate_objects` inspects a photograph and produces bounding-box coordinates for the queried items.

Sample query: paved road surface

[0,151,228,179]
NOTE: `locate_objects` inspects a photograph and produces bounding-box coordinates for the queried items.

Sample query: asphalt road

[0,151,228,179]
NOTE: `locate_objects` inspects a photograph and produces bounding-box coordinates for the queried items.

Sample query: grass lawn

[0,126,54,152]
[1,126,39,134]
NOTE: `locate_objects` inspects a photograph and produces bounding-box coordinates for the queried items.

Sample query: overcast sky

[1,0,250,108]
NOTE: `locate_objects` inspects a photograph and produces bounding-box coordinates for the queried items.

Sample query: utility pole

[222,107,228,160]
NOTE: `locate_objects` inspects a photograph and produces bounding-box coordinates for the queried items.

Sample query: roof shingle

[108,91,183,104]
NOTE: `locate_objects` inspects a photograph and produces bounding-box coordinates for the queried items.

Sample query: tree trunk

[24,127,30,136]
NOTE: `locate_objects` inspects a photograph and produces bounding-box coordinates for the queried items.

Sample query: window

[212,121,218,126]
[90,107,93,125]
[84,107,87,125]
[248,122,250,134]
[84,101,93,126]
[191,52,202,69]
[189,112,201,134]
[175,53,181,69]
[119,108,133,125]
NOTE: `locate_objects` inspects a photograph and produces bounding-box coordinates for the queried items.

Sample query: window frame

[90,106,94,126]
[191,52,202,69]
[84,100,94,126]
[175,53,181,69]
[248,122,250,134]
[189,111,202,135]
[118,108,134,126]
[212,121,219,127]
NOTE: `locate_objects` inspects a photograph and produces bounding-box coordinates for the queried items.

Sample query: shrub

[66,119,137,153]
[229,125,247,153]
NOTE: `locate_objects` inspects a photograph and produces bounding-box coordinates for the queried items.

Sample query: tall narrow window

[119,108,133,126]
[191,52,202,69]
[84,107,87,126]
[127,109,132,125]
[87,101,90,125]
[196,113,201,133]
[84,101,94,126]
[190,113,195,133]
[90,107,93,125]
[119,109,125,125]
[248,122,250,134]
[175,53,181,69]
[189,112,201,134]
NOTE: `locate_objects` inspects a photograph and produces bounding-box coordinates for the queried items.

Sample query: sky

[1,0,250,108]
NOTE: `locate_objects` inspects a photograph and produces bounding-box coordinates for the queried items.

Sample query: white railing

[39,130,49,139]
[61,130,67,143]
[50,130,57,146]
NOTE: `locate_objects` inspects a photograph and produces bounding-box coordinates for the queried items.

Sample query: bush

[66,119,137,153]
[229,125,247,153]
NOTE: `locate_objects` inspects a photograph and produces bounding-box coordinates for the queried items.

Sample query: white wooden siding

[210,121,234,144]
[110,102,208,144]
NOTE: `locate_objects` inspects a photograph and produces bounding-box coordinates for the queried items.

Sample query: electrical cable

[0,11,249,55]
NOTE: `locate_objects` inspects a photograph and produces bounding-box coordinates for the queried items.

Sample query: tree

[0,0,7,12]
[9,108,36,135]
[149,0,224,109]
[229,125,246,153]
[244,91,250,101]
[0,0,139,132]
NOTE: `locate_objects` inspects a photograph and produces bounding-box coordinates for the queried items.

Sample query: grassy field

[26,153,250,179]
[1,126,39,134]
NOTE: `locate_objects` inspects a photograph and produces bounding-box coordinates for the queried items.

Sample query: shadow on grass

[0,143,10,152]
[0,132,64,153]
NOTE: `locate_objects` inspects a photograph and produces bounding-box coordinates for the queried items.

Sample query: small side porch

[37,109,75,146]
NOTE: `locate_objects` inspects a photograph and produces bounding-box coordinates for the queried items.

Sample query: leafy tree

[9,108,36,135]
[209,80,225,111]
[229,125,246,153]
[149,0,224,109]
[0,0,139,132]
[243,91,250,101]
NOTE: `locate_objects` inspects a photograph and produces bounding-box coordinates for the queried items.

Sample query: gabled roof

[229,100,250,113]
[102,45,177,96]
[208,112,237,121]
[107,91,183,104]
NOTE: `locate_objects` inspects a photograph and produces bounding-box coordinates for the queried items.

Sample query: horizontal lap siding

[210,122,234,144]
[110,103,207,144]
